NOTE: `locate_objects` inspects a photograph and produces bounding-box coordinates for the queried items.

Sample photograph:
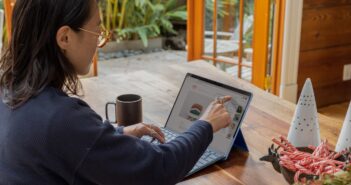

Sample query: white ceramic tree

[287,78,320,147]
[335,101,351,152]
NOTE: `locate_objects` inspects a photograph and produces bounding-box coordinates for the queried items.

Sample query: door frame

[187,0,287,94]
[187,1,204,61]
[251,0,271,89]
[3,0,15,43]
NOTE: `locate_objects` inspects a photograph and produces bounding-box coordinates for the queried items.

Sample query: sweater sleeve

[48,99,213,185]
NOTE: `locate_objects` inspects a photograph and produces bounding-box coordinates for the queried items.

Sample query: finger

[220,96,232,103]
[210,100,218,106]
[213,103,225,113]
[147,124,165,139]
[146,127,165,144]
[224,112,231,125]
[143,123,164,138]
[213,96,224,104]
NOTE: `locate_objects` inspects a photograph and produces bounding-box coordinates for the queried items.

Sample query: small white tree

[335,102,351,152]
[287,78,320,147]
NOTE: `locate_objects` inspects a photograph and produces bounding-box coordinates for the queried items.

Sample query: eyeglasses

[78,27,111,48]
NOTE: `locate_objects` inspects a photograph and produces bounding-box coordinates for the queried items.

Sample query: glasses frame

[78,27,111,48]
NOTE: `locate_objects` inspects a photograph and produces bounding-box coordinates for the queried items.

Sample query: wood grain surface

[299,1,351,107]
[81,61,341,185]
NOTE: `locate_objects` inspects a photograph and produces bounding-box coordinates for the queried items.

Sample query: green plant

[205,0,236,18]
[294,165,351,185]
[99,0,186,47]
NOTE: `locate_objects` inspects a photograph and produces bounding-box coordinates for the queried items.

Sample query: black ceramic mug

[105,94,143,126]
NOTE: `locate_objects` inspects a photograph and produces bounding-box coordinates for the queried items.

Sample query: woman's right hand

[199,96,232,132]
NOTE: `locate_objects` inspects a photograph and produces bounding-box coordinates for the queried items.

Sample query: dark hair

[0,0,94,108]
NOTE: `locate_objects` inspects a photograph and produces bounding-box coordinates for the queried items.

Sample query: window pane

[203,0,215,58]
[215,0,254,80]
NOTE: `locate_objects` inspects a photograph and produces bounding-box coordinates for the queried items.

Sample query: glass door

[187,0,286,94]
[203,0,254,81]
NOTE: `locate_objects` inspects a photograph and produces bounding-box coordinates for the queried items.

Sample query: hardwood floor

[319,102,350,123]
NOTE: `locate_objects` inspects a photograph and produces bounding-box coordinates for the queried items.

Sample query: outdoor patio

[96,50,188,77]
[92,50,252,80]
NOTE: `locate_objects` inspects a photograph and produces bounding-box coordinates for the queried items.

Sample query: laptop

[142,73,252,176]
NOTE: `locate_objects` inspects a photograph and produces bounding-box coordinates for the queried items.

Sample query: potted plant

[98,0,186,53]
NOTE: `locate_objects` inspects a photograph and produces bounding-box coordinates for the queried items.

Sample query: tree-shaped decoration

[287,78,320,147]
[335,101,351,152]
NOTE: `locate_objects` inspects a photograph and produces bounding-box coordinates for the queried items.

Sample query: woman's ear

[56,26,71,51]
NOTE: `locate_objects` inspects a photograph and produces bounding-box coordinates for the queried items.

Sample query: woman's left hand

[123,123,165,144]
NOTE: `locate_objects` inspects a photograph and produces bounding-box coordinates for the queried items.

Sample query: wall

[298,0,351,107]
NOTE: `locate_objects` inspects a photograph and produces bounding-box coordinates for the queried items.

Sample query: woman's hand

[123,123,165,144]
[200,96,232,132]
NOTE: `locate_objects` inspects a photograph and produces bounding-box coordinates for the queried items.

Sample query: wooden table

[80,61,342,185]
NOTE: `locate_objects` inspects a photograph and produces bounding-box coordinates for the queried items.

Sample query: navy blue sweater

[0,87,213,185]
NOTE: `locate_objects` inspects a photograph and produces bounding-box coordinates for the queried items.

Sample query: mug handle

[105,101,117,123]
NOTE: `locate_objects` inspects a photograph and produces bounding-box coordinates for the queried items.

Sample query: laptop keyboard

[141,128,223,175]
[141,128,178,143]
[191,149,221,173]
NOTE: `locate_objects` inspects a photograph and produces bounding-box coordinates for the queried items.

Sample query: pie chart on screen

[189,103,203,117]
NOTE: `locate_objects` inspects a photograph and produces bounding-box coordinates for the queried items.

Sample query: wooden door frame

[251,0,271,89]
[271,0,286,95]
[252,0,286,93]
[3,0,15,43]
[187,0,204,61]
[187,0,286,94]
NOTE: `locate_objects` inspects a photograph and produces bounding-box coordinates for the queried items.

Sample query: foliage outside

[99,0,186,47]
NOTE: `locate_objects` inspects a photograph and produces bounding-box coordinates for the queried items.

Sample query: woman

[0,0,232,184]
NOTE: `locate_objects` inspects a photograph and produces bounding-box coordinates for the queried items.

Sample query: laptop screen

[165,73,252,156]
